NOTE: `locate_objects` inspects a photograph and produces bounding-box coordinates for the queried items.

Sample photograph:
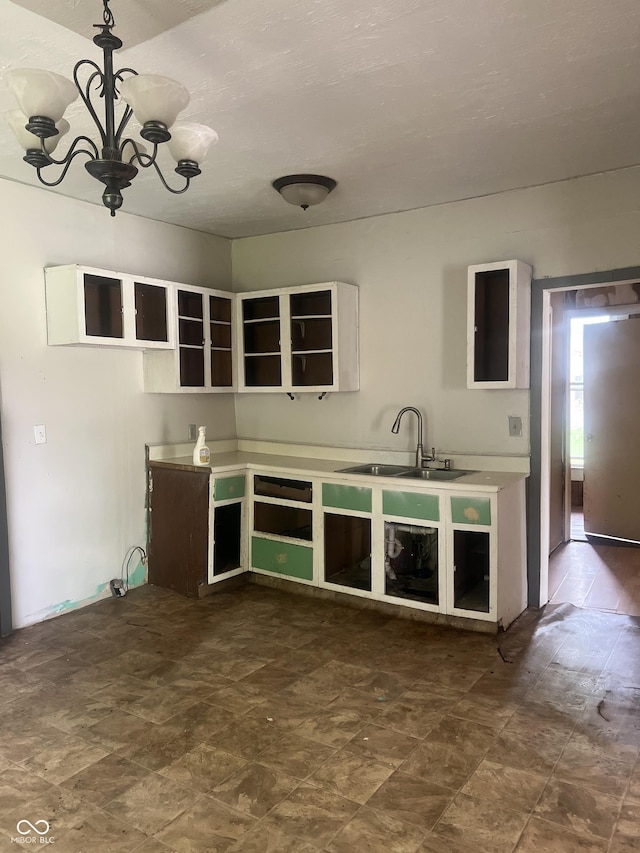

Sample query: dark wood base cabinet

[148,465,210,597]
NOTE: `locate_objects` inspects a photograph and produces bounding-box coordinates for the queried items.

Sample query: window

[569,315,610,466]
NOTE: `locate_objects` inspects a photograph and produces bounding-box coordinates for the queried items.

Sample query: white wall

[0,179,234,628]
[232,167,640,461]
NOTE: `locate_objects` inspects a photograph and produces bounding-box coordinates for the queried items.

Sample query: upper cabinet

[45,264,173,349]
[237,282,359,393]
[143,285,236,393]
[467,260,532,389]
[45,267,359,395]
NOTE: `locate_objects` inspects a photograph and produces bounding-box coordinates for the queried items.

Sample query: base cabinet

[149,461,526,630]
[148,465,245,595]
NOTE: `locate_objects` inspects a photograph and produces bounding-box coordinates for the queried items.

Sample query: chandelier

[4,0,217,216]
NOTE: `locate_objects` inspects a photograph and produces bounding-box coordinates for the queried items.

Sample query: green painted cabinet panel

[251,536,313,580]
[450,496,491,526]
[322,483,372,513]
[383,490,439,522]
[214,475,245,501]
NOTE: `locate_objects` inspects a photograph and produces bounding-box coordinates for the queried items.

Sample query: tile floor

[0,581,638,852]
[549,539,640,617]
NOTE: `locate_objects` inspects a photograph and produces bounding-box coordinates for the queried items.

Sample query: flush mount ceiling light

[272,174,337,210]
[4,0,217,216]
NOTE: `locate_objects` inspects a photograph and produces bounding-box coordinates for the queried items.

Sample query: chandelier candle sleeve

[3,0,217,216]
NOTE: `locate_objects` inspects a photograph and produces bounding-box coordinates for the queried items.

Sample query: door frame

[0,416,12,637]
[529,265,640,608]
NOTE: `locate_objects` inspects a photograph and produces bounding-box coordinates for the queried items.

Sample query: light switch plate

[508,416,522,437]
[34,424,47,444]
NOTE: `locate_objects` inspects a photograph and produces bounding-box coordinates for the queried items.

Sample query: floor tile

[367,770,454,832]
[207,716,284,760]
[514,817,608,852]
[309,749,395,803]
[47,810,147,853]
[267,781,359,847]
[104,773,201,835]
[3,785,98,839]
[210,761,299,818]
[400,740,484,790]
[328,805,425,852]
[256,733,336,779]
[461,759,547,811]
[534,777,621,840]
[344,722,421,767]
[434,791,529,853]
[62,753,152,806]
[22,730,109,784]
[159,743,247,793]
[377,693,450,739]
[0,765,56,817]
[224,816,317,852]
[293,706,367,748]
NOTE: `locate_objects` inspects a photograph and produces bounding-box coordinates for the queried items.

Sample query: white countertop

[150,450,527,492]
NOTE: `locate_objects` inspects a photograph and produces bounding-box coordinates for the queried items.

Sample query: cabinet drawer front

[383,490,439,522]
[214,475,245,501]
[251,536,313,580]
[322,483,372,513]
[450,496,491,526]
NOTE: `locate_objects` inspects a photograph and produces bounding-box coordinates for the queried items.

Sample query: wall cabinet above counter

[44,265,358,395]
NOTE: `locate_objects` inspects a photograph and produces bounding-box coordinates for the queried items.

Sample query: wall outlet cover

[110,578,126,597]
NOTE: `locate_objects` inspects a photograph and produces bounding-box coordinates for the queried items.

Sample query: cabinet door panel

[214,475,246,501]
[251,536,313,580]
[134,282,168,342]
[322,483,372,513]
[383,490,439,522]
[84,274,123,338]
[450,496,491,526]
[148,466,209,597]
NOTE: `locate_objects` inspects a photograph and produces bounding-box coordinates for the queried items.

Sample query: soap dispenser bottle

[192,426,210,466]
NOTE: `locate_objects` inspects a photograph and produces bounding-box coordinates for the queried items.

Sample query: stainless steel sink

[338,463,413,476]
[338,463,475,480]
[396,468,473,481]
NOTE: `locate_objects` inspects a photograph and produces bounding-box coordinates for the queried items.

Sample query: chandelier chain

[103,0,115,30]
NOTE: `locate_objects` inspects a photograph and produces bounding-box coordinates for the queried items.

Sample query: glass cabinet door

[384,521,440,606]
[134,281,168,343]
[290,290,334,387]
[83,273,123,338]
[178,289,205,387]
[242,296,282,386]
[210,295,233,387]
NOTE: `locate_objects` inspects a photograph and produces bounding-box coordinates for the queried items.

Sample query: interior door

[583,317,640,541]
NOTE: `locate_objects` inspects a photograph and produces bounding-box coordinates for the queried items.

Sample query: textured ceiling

[1,0,640,238]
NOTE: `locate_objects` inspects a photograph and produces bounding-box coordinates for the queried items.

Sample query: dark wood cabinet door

[148,465,209,597]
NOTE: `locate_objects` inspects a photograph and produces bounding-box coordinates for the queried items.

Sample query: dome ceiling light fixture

[3,0,217,216]
[272,174,337,210]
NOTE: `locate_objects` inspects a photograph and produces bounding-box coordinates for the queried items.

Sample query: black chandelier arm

[34,146,96,188]
[73,59,107,144]
[42,134,100,167]
[151,157,191,195]
[120,137,154,166]
[112,69,138,145]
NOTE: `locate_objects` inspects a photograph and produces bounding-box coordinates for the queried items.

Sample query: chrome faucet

[391,406,433,468]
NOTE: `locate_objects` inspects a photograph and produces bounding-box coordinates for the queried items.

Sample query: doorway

[536,276,640,617]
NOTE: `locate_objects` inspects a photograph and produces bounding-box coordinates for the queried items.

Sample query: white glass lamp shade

[279,182,330,207]
[5,109,69,153]
[273,175,337,209]
[5,69,77,121]
[119,75,189,128]
[167,123,218,164]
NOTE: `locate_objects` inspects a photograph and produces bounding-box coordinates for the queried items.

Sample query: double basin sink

[338,463,475,481]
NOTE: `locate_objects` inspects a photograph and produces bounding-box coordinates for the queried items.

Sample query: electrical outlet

[508,416,522,437]
[34,424,47,444]
[188,424,197,441]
